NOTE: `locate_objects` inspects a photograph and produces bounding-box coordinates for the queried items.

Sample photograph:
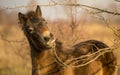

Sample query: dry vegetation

[0,11,120,75]
[0,0,120,75]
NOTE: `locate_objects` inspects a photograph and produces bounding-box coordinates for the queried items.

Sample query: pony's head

[18,5,55,51]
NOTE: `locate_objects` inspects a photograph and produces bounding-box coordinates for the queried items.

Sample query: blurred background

[0,0,120,75]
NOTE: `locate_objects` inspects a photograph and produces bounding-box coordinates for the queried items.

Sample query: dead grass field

[0,22,119,75]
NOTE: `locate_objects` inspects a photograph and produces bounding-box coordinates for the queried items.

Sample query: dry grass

[0,22,120,75]
[0,25,31,75]
[0,10,119,75]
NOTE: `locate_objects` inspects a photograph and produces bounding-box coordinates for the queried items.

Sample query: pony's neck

[30,45,55,75]
[27,38,66,75]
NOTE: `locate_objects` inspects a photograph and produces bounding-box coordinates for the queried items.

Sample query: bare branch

[115,0,120,2]
[0,2,56,11]
[1,0,120,15]
[53,44,117,68]
[52,0,120,15]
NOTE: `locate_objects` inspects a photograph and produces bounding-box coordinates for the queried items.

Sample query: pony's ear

[18,12,26,24]
[36,5,42,17]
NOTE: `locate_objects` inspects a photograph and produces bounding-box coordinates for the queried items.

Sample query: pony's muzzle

[44,37,50,42]
[42,32,56,48]
[46,36,56,46]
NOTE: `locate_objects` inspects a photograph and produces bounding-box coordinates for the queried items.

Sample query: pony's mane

[26,11,37,18]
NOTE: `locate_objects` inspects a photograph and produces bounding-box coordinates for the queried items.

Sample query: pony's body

[29,40,116,75]
[18,5,117,75]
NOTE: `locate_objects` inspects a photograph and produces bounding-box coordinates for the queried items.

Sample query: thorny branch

[0,31,26,43]
[53,44,117,68]
[0,0,120,15]
[115,0,120,2]
[0,0,120,69]
[80,6,120,46]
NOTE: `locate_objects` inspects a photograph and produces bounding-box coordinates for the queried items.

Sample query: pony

[18,5,117,75]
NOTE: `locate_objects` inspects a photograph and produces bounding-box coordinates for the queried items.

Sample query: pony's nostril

[50,33,53,37]
[44,37,50,42]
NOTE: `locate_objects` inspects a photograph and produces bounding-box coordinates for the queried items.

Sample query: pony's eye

[45,21,47,24]
[28,27,34,33]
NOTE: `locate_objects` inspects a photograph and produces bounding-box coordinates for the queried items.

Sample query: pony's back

[72,40,117,75]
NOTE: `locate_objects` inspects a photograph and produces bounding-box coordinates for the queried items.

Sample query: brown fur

[18,5,117,75]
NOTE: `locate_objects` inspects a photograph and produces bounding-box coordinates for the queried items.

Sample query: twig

[53,43,117,68]
[0,33,26,43]
[115,0,120,2]
[1,0,120,15]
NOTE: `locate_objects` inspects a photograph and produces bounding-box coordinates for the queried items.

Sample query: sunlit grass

[0,23,119,75]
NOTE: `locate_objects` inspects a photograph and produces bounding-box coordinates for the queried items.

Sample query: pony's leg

[62,67,74,75]
[102,52,117,75]
[87,61,103,75]
[102,66,117,75]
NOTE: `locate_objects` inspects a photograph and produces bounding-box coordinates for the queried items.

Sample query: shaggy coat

[18,5,117,75]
